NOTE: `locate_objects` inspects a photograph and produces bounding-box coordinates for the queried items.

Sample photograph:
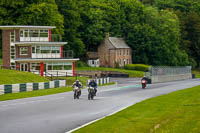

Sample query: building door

[20,63,28,72]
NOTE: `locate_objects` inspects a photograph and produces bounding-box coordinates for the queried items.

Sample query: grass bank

[76,67,144,77]
[0,69,49,85]
[0,59,2,65]
[192,70,200,78]
[74,85,200,133]
[0,86,73,101]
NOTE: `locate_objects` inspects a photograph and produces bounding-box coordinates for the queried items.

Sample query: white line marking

[66,104,132,133]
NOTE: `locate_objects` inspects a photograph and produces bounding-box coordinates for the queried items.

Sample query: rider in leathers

[88,79,97,95]
[72,80,83,95]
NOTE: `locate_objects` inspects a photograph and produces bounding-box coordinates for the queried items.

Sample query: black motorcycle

[88,86,95,100]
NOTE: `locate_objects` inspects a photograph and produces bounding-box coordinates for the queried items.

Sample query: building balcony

[31,51,73,59]
[14,51,74,61]
[19,34,63,42]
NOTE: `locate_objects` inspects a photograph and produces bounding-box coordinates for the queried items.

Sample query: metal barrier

[147,66,192,83]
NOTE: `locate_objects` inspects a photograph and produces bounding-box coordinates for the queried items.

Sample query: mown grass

[0,69,49,85]
[74,85,200,133]
[0,86,73,101]
[192,70,200,78]
[76,67,144,77]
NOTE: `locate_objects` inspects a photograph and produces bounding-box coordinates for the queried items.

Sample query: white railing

[32,53,61,58]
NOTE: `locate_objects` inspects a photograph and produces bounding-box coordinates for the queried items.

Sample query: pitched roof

[0,25,56,29]
[108,37,130,48]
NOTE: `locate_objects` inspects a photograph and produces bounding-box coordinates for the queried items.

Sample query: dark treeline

[0,0,200,67]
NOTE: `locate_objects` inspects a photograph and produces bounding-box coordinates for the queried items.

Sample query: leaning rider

[88,79,98,95]
[141,76,148,82]
[72,80,83,94]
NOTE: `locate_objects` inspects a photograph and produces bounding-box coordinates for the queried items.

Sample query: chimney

[106,32,110,38]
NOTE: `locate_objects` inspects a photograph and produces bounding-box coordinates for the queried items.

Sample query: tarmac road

[0,78,200,133]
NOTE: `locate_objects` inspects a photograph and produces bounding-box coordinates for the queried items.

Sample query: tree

[56,0,85,57]
[186,11,200,66]
[0,0,64,58]
[126,5,189,66]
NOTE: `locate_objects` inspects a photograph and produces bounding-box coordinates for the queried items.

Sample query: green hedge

[125,64,150,72]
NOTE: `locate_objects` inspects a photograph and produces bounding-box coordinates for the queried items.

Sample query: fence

[146,66,192,83]
[87,77,110,86]
[0,80,66,95]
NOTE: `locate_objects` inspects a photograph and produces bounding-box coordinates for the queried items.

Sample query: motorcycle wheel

[142,84,146,89]
[74,91,76,99]
[91,94,94,100]
[88,93,91,100]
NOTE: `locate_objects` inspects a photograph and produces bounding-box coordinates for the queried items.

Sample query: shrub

[125,64,150,72]
[75,61,88,67]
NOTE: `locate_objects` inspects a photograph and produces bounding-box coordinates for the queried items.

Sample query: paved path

[0,78,200,133]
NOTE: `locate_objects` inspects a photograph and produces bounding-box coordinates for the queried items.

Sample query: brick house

[87,52,99,67]
[0,26,79,76]
[98,33,132,67]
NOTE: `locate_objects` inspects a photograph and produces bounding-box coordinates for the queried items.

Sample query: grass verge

[192,70,200,78]
[0,86,73,101]
[76,67,144,77]
[0,69,49,85]
[74,85,200,133]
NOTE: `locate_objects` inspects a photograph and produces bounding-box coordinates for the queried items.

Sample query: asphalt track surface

[0,78,200,133]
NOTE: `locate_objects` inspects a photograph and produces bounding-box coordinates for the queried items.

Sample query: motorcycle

[141,80,147,89]
[88,86,95,100]
[73,86,81,99]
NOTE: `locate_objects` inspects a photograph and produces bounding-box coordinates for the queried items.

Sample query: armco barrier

[0,80,66,95]
[87,77,110,86]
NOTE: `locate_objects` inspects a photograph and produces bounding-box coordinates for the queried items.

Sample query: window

[41,46,51,53]
[51,46,60,53]
[127,49,128,55]
[47,62,72,71]
[10,31,15,42]
[92,60,94,65]
[36,46,41,53]
[120,49,121,55]
[31,63,40,71]
[32,46,35,53]
[40,30,48,37]
[20,30,23,37]
[24,30,29,37]
[120,59,121,64]
[20,47,28,55]
[127,59,128,64]
[11,63,16,69]
[53,65,63,70]
[10,46,15,59]
[32,30,39,37]
[64,65,71,70]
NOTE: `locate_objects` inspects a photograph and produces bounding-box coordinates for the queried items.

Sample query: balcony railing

[31,51,73,59]
[19,34,63,42]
